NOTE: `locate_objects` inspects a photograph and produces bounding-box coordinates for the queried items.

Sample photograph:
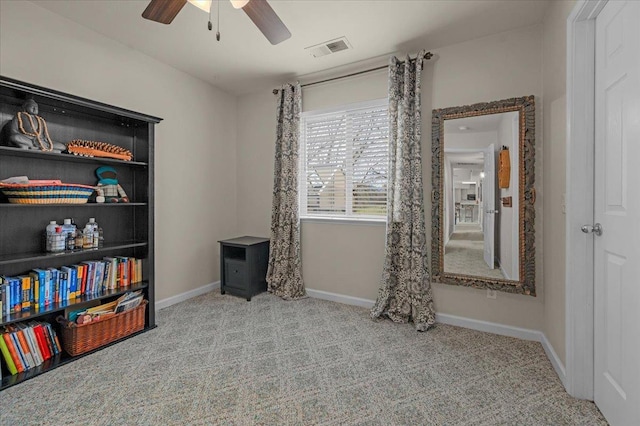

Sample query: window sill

[300,216,386,226]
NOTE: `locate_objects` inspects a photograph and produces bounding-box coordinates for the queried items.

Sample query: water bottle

[85,218,99,249]
[45,220,57,252]
[83,224,94,249]
[62,218,77,251]
[52,226,65,252]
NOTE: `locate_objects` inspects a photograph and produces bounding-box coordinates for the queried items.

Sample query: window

[300,99,389,220]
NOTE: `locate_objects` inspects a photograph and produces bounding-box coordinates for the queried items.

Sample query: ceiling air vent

[305,37,352,58]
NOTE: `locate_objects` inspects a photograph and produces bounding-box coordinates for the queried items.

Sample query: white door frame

[565,0,608,400]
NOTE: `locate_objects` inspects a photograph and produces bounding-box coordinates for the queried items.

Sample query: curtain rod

[272,51,433,95]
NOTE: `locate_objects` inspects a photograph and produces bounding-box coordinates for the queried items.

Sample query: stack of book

[0,321,62,376]
[0,257,142,318]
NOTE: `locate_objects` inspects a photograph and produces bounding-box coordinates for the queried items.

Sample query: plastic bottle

[84,218,100,249]
[83,224,94,249]
[53,226,65,252]
[45,220,58,252]
[62,218,77,251]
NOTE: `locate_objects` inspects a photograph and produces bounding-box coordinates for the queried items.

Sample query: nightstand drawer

[225,259,248,288]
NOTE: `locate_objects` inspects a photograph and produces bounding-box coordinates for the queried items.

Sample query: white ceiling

[32,0,551,95]
[445,112,507,134]
[447,151,484,166]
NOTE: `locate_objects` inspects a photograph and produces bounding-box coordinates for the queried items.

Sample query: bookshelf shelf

[0,76,160,390]
[0,281,149,327]
[0,326,155,391]
[0,146,148,167]
[0,203,148,208]
[0,242,148,266]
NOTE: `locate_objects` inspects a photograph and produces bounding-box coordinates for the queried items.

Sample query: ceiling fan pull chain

[216,0,221,41]
[208,1,212,31]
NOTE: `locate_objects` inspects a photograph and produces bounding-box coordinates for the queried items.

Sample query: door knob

[581,223,603,236]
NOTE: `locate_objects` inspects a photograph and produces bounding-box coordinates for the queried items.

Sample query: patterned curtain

[266,83,306,300]
[370,51,436,331]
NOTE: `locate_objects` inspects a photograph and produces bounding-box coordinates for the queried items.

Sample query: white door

[594,1,640,424]
[482,144,495,269]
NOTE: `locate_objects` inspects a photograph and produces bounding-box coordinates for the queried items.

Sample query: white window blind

[300,99,389,220]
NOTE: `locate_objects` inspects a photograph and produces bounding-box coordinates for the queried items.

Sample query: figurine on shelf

[5,98,66,152]
[94,166,129,203]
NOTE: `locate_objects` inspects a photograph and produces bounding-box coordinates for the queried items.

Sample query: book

[117,257,129,287]
[1,277,8,317]
[94,261,104,294]
[48,268,59,304]
[32,269,49,309]
[61,266,75,301]
[36,323,53,360]
[80,263,88,295]
[19,275,31,311]
[10,277,21,314]
[103,257,117,289]
[71,265,81,298]
[7,328,32,370]
[2,329,27,373]
[43,323,60,356]
[31,323,51,361]
[0,332,18,375]
[29,271,39,311]
[2,330,24,373]
[82,261,94,295]
[0,280,5,317]
[16,323,42,366]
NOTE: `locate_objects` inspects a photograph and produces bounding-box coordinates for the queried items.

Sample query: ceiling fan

[142,0,291,45]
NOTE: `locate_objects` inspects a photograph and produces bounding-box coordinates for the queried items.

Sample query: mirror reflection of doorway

[445,153,504,279]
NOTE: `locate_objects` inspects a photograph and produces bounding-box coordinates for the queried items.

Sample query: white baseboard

[436,312,541,341]
[303,288,566,385]
[155,281,220,311]
[540,332,567,387]
[306,288,375,309]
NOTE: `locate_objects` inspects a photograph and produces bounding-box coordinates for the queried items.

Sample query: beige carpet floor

[0,291,606,425]
[445,225,504,279]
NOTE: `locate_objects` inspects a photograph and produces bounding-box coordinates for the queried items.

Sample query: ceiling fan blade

[142,0,188,24]
[241,0,291,45]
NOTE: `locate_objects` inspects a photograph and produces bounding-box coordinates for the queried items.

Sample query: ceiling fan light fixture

[188,0,212,12]
[230,0,250,9]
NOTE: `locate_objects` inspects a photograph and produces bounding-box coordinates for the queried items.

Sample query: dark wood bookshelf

[0,76,160,390]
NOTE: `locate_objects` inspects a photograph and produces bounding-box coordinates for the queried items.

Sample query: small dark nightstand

[219,236,270,301]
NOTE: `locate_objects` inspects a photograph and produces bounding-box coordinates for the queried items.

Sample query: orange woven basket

[58,300,147,356]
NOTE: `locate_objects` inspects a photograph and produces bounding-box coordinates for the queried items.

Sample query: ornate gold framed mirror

[431,96,536,295]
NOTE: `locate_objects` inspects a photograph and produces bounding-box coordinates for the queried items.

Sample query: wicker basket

[0,181,95,204]
[58,300,147,356]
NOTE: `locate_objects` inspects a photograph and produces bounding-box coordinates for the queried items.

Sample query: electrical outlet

[487,289,497,299]
[561,193,566,214]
